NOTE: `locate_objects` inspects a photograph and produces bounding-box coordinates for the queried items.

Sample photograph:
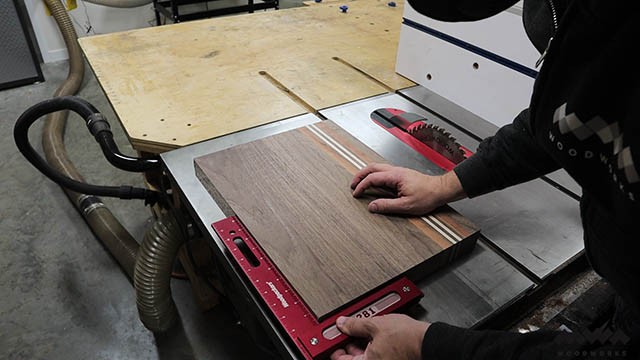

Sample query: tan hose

[83,199,140,279]
[42,0,84,180]
[42,0,182,332]
[134,214,184,332]
[41,0,140,277]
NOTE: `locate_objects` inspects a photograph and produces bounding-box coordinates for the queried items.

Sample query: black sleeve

[453,109,561,198]
[421,322,585,360]
[407,0,520,22]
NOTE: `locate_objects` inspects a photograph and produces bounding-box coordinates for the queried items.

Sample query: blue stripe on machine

[402,17,538,79]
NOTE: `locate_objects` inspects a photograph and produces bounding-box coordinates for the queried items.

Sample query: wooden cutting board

[195,121,479,319]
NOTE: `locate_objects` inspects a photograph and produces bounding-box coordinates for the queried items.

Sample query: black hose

[36,96,160,172]
[15,96,160,202]
[95,131,161,172]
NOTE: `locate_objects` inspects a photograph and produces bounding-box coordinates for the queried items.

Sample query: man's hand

[350,163,466,215]
[330,314,430,360]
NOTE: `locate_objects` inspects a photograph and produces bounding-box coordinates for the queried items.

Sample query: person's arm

[350,110,561,215]
[454,108,561,198]
[422,322,577,360]
[329,316,588,360]
[330,316,593,360]
[407,0,519,22]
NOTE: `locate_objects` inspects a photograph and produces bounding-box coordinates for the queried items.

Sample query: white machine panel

[397,1,540,127]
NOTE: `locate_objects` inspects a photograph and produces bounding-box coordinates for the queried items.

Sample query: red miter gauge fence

[371,108,474,171]
[212,217,423,359]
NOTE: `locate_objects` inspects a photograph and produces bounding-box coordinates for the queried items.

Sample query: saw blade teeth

[408,122,426,134]
[407,121,467,164]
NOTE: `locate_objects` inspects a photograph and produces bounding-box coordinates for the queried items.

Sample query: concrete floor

[1,58,273,360]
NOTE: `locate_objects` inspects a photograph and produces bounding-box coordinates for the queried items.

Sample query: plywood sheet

[79,0,414,153]
[195,121,478,319]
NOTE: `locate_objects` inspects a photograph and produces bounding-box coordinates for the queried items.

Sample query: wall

[23,0,156,63]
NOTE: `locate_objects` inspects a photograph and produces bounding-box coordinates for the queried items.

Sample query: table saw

[160,89,583,359]
[64,1,586,358]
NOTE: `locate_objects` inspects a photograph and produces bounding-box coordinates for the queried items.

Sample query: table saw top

[161,92,583,356]
[194,119,478,319]
[78,0,414,153]
[161,106,538,359]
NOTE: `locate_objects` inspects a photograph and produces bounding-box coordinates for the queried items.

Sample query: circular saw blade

[408,123,466,164]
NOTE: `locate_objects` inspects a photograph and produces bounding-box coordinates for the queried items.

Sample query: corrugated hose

[39,0,180,332]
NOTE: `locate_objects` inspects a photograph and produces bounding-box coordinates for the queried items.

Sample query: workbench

[78,1,586,358]
[78,0,413,153]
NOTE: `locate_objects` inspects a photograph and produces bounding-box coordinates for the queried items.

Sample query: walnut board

[195,121,478,319]
[78,0,414,153]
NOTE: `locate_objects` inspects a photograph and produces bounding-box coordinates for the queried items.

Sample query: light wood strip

[307,124,368,169]
[298,127,362,175]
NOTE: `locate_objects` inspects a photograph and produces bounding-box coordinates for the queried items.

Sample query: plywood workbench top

[78,0,414,153]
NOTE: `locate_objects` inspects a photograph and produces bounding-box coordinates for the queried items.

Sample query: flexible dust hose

[134,215,185,332]
[21,95,162,173]
[40,0,88,197]
[15,97,160,201]
[39,1,142,277]
[81,196,140,278]
[42,0,181,333]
